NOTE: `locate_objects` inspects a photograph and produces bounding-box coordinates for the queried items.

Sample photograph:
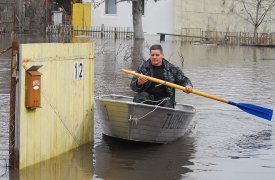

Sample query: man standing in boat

[130,44,193,108]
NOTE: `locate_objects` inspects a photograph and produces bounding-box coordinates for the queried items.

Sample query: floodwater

[0,34,275,180]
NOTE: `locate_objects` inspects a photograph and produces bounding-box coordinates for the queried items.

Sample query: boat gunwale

[96,94,196,114]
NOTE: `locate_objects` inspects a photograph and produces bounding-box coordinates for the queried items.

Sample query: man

[130,44,193,108]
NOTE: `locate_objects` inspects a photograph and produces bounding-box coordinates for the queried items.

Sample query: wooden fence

[46,25,134,39]
[180,28,275,46]
[46,24,72,35]
[201,31,275,45]
[74,25,134,39]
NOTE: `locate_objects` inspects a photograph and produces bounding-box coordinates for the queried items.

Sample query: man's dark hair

[150,44,163,53]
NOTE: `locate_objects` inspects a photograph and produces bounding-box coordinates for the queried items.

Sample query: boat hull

[96,95,196,143]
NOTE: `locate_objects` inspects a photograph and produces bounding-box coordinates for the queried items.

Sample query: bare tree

[237,0,275,40]
[131,0,144,39]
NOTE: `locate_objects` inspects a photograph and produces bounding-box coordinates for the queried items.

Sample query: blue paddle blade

[228,101,273,121]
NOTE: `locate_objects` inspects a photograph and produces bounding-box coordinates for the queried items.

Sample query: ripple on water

[0,94,9,175]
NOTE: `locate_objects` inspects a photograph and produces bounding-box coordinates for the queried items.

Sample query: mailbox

[25,66,42,109]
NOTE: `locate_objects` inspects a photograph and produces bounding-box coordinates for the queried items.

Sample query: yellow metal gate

[72,3,92,34]
[16,43,94,169]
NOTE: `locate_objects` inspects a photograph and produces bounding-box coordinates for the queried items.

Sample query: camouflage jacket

[130,58,193,103]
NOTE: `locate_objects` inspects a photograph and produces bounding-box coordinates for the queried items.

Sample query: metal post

[9,41,19,168]
[160,34,165,42]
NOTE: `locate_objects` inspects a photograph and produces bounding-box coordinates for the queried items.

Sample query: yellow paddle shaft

[122,69,229,104]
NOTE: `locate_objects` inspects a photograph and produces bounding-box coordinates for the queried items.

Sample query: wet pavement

[0,34,275,180]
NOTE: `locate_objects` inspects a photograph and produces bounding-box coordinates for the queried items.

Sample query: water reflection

[0,57,11,94]
[9,144,93,180]
[131,39,145,69]
[94,135,195,180]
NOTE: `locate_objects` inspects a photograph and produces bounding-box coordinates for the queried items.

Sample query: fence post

[240,32,242,45]
[216,31,218,44]
[101,24,105,39]
[114,27,117,39]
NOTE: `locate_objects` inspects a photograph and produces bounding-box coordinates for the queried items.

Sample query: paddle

[122,69,273,121]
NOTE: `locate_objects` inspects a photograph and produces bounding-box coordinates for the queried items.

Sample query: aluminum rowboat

[96,94,196,143]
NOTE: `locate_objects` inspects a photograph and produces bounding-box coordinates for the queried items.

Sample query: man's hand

[184,85,193,94]
[137,76,148,86]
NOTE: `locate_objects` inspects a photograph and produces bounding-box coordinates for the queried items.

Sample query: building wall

[174,0,275,34]
[90,0,174,35]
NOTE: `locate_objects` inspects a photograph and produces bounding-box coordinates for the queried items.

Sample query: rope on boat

[129,97,170,124]
[95,94,170,124]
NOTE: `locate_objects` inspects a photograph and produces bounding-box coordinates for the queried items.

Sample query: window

[105,0,117,15]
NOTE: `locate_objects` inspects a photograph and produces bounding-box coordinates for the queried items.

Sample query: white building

[83,0,275,36]
[88,0,174,35]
